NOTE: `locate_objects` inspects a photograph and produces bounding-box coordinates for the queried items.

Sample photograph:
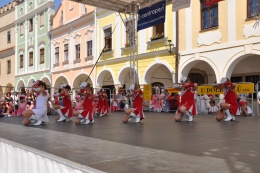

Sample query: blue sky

[0,0,62,11]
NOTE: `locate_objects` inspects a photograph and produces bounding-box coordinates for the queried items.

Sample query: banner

[137,0,165,31]
[143,84,152,101]
[205,0,223,7]
[198,83,254,95]
[167,87,181,93]
[172,0,191,12]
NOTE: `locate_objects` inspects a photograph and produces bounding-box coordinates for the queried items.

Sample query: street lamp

[166,40,174,55]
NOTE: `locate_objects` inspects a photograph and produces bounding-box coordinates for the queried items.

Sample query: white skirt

[32,108,49,122]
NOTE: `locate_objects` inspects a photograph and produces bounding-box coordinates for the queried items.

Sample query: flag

[205,0,223,7]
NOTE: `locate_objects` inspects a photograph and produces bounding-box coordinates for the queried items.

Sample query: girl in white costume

[22,80,50,126]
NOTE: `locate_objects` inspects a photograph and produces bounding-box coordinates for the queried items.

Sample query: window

[248,0,260,18]
[87,41,92,56]
[20,55,24,68]
[152,23,164,38]
[60,10,63,26]
[20,23,24,36]
[75,44,80,59]
[7,60,11,74]
[29,52,33,66]
[104,28,112,51]
[39,13,44,27]
[55,47,59,64]
[82,4,87,14]
[64,44,69,61]
[29,18,33,32]
[201,0,218,30]
[40,48,44,64]
[7,31,11,43]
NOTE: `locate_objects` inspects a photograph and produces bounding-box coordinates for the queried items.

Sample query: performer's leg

[123,108,132,123]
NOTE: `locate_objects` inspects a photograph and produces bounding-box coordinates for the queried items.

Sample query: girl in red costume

[102,90,110,115]
[122,83,145,123]
[54,84,73,122]
[213,77,239,121]
[96,89,105,116]
[74,82,94,125]
[174,76,198,122]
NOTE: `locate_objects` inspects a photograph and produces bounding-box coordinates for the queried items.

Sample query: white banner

[172,0,191,12]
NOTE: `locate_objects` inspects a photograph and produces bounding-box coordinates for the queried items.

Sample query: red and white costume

[131,89,145,119]
[97,92,105,114]
[79,94,94,121]
[224,88,239,116]
[60,93,73,118]
[177,87,197,116]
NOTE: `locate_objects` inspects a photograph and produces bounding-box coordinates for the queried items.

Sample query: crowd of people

[1,76,260,125]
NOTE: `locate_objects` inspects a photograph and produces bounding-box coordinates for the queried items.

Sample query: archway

[54,76,69,92]
[72,73,93,90]
[16,79,25,93]
[118,67,138,90]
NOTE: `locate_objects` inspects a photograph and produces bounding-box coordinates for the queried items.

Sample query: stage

[1,112,260,173]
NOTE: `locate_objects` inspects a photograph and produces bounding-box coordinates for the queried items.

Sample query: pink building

[50,0,95,94]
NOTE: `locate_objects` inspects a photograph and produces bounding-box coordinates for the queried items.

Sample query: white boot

[135,116,140,123]
[186,112,193,122]
[84,119,90,124]
[224,110,234,121]
[56,109,66,122]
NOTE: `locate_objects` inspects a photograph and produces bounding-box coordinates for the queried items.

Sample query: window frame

[7,60,11,74]
[64,44,69,61]
[20,54,24,68]
[87,40,92,56]
[29,18,33,32]
[39,12,44,27]
[104,27,112,51]
[29,52,34,66]
[55,47,59,64]
[200,0,219,30]
[7,30,11,43]
[247,0,260,18]
[40,48,45,64]
[75,44,81,59]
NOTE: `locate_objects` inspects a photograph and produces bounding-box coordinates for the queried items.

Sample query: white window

[55,47,59,63]
[29,18,33,32]
[7,60,11,74]
[20,55,24,68]
[87,41,92,56]
[104,28,112,51]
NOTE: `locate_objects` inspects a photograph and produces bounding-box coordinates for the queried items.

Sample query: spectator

[239,101,253,116]
[208,100,218,114]
[257,91,260,115]
[5,92,13,102]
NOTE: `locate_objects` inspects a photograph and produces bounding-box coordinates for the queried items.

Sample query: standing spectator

[162,88,172,113]
[5,92,13,102]
[257,91,260,115]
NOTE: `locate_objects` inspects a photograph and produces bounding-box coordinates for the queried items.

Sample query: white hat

[32,80,40,87]
[180,76,187,83]
[60,83,67,89]
[220,77,227,83]
[80,82,87,89]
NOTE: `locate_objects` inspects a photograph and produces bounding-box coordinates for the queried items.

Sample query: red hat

[240,101,246,106]
[32,80,40,87]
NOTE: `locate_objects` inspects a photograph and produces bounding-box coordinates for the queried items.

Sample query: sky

[0,0,62,11]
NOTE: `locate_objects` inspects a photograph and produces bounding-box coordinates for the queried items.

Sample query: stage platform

[1,112,260,173]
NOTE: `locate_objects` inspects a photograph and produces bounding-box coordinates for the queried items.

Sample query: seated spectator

[5,92,13,102]
[239,101,253,116]
[208,100,218,114]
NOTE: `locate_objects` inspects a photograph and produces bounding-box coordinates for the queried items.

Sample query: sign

[172,0,191,12]
[198,83,254,95]
[167,87,181,93]
[143,84,152,101]
[137,0,165,31]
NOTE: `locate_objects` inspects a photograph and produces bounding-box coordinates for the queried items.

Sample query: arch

[53,75,70,89]
[40,76,51,88]
[27,77,36,87]
[72,72,93,89]
[222,52,260,80]
[4,83,14,94]
[117,64,141,84]
[96,68,115,87]
[179,56,220,83]
[16,79,26,92]
[143,60,174,85]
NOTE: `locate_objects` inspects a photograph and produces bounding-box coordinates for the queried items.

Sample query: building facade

[178,0,260,91]
[0,1,17,94]
[50,0,95,93]
[15,0,55,91]
[95,2,176,92]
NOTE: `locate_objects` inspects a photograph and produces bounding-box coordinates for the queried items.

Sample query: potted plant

[150,32,164,41]
[125,43,130,47]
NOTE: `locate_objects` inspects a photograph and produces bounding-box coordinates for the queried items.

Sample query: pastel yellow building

[50,0,95,93]
[95,2,177,92]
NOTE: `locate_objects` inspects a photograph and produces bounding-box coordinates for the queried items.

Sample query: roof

[70,0,166,14]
